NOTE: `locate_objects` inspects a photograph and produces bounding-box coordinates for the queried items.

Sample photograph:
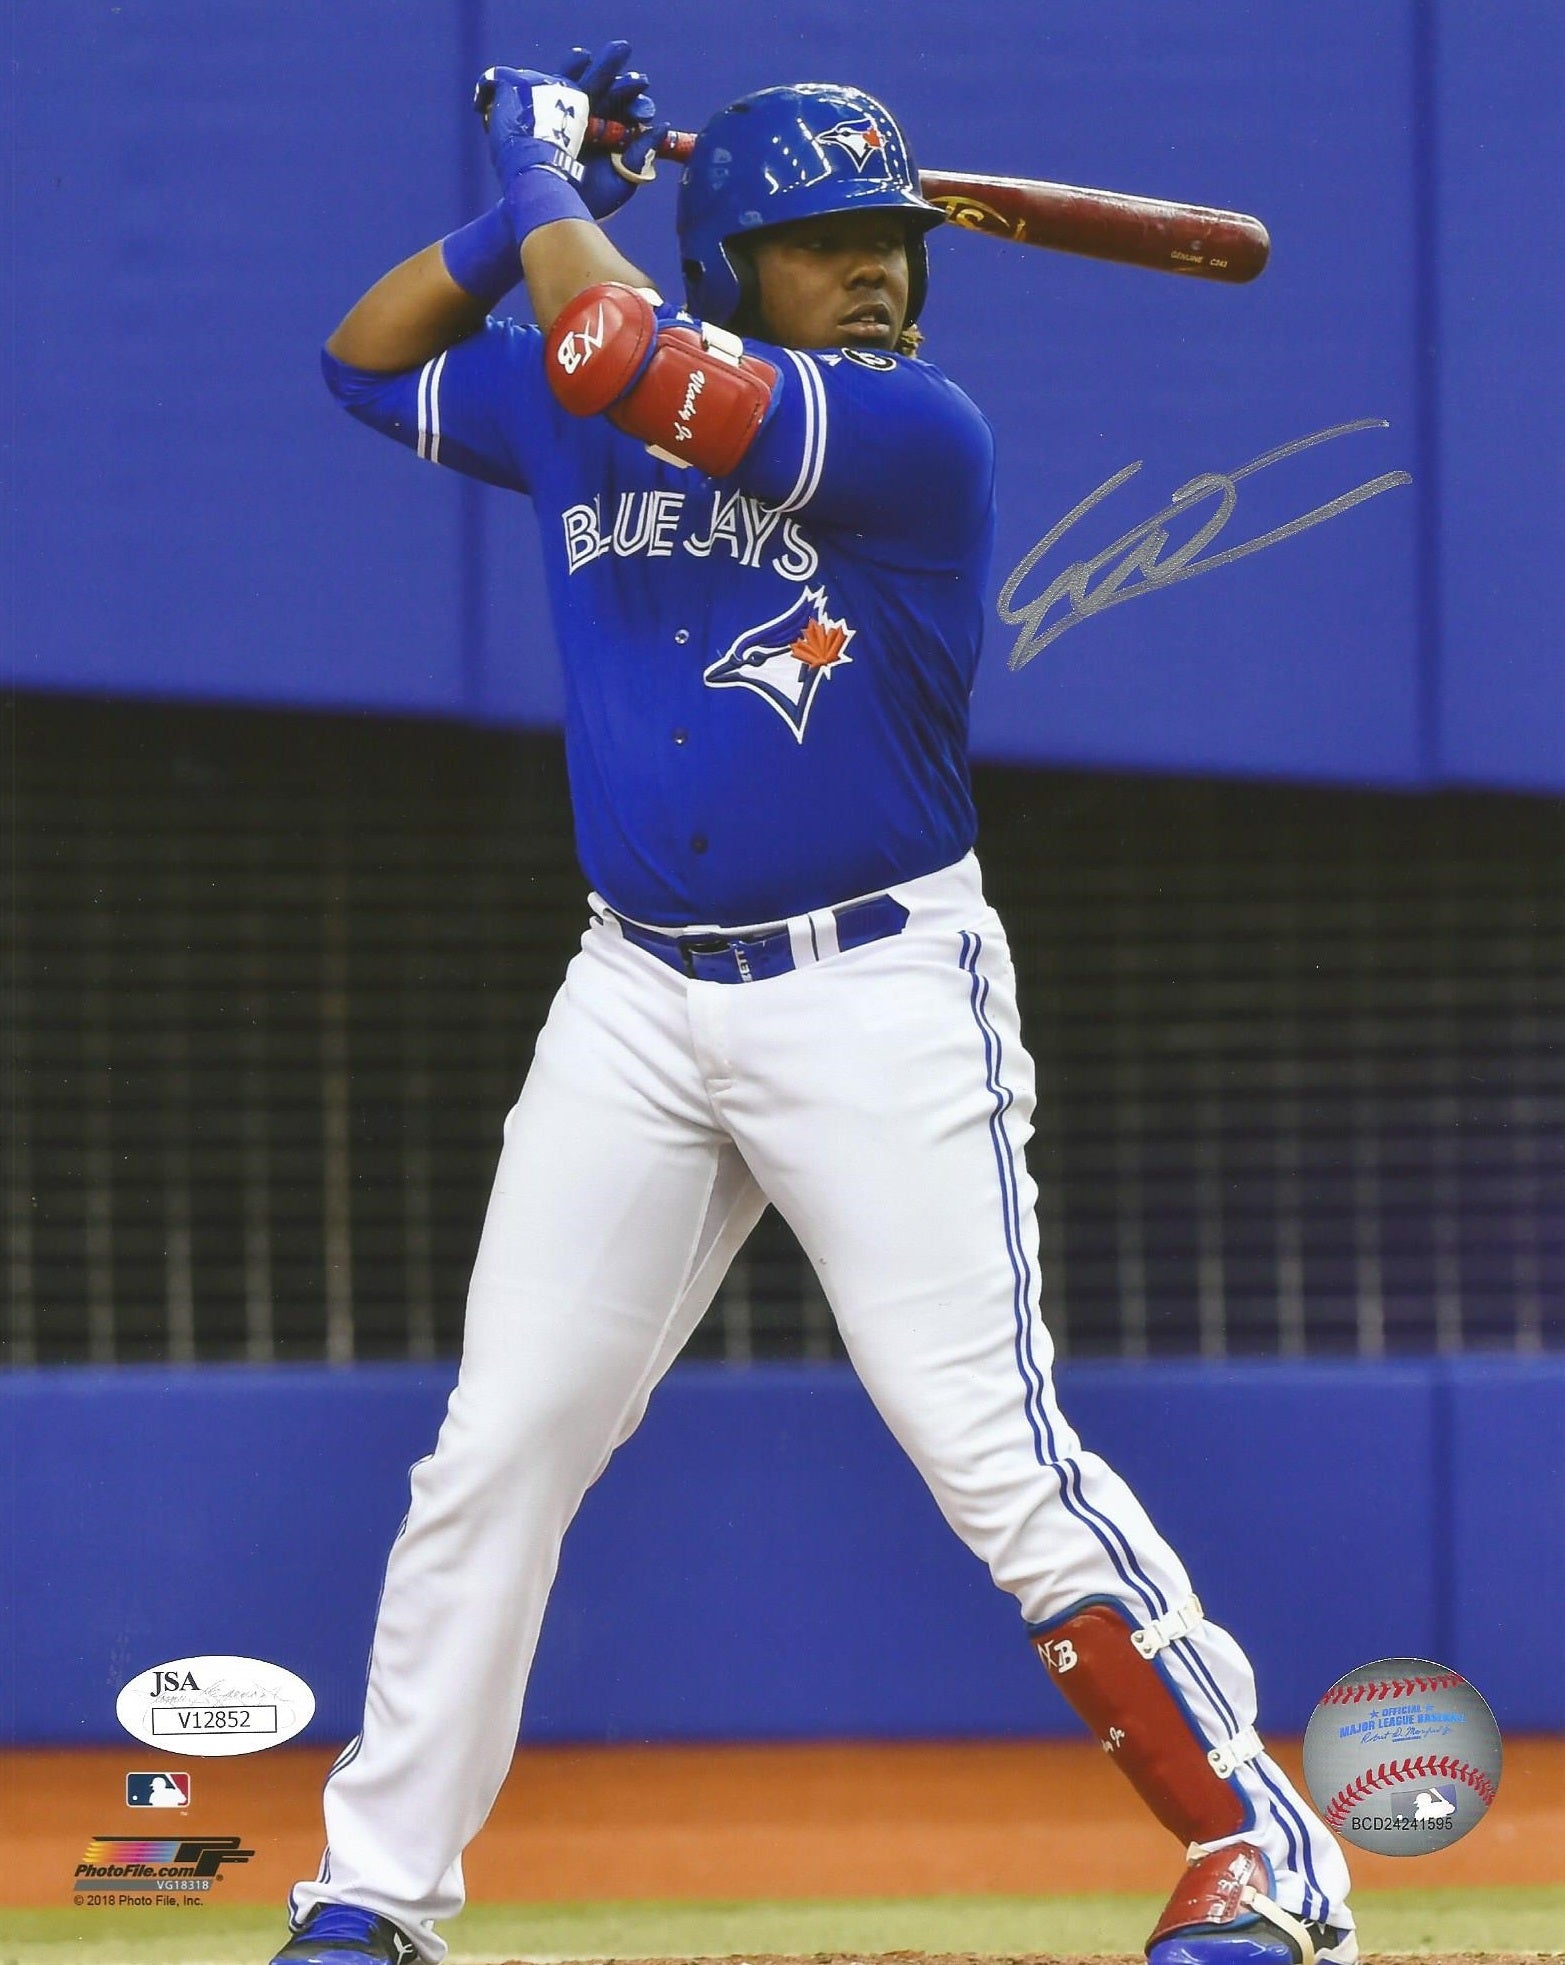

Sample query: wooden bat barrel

[583,120,1270,285]
[922,171,1270,282]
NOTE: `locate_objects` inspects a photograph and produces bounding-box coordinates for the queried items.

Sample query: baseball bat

[586,118,1270,284]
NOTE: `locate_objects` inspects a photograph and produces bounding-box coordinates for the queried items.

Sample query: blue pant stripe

[962,928,1326,1916]
[1063,1451,1171,1620]
[960,931,1165,1625]
[326,1735,362,1781]
[961,931,1050,1465]
[1263,1782,1303,1883]
[1175,1637,1239,1728]
[961,931,1174,1623]
[1257,1763,1327,1920]
[1166,1637,1326,1919]
[1171,1629,1326,1917]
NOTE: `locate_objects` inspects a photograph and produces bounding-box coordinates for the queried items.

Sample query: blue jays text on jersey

[323,308,997,926]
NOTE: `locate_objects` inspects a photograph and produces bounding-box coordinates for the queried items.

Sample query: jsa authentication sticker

[116,1656,315,1758]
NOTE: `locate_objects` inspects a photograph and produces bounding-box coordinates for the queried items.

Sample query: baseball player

[271,45,1355,1965]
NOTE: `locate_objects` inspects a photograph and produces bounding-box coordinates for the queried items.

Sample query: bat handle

[585,116,698,165]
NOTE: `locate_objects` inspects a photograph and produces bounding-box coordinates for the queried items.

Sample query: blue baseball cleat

[1148,1915,1357,1965]
[1145,1843,1357,1965]
[268,1903,421,1965]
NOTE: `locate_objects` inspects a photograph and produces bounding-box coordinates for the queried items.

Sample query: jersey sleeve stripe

[797,354,828,508]
[416,358,434,460]
[417,351,450,464]
[776,350,815,508]
[775,350,828,512]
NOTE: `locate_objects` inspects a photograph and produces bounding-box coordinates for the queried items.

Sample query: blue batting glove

[474,65,591,192]
[558,41,664,221]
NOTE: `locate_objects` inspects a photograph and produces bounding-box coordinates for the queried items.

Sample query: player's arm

[321,220,647,374]
[325,244,492,374]
[322,222,650,375]
[322,45,666,486]
[543,289,990,561]
[325,45,659,373]
[469,51,660,333]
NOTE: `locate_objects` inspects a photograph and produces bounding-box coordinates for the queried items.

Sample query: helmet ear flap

[904,230,930,328]
[723,239,763,333]
[686,238,764,335]
[681,241,754,330]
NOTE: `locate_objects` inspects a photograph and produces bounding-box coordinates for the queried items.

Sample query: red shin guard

[1031,1599,1257,1846]
[1146,1843,1324,1961]
[1147,1842,1267,1944]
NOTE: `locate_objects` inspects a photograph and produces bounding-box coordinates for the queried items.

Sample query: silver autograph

[997,419,1413,670]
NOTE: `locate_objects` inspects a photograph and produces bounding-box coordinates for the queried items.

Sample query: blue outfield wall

[2,1358,1561,1746]
[4,2,1563,790]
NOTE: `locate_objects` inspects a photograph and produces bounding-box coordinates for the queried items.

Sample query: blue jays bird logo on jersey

[815,119,889,173]
[703,587,856,740]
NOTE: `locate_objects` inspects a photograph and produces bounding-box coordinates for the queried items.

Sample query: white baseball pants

[291,853,1350,1957]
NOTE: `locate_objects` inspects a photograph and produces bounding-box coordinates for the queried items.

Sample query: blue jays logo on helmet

[703,586,856,741]
[815,119,890,173]
[677,83,944,328]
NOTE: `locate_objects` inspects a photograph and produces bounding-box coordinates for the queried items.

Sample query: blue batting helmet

[676,83,945,328]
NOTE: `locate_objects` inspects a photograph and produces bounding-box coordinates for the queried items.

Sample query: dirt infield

[4,1903,1563,1962]
[4,1736,1563,1910]
[482,1955,1560,1964]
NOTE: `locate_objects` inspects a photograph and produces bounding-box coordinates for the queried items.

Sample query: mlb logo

[1400,1781,1457,1822]
[126,1771,191,1808]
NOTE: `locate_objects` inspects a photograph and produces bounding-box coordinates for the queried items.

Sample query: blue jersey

[324,307,996,926]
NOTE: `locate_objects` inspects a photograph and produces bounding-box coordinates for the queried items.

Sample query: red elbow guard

[544,283,778,477]
[607,319,778,476]
[545,283,661,415]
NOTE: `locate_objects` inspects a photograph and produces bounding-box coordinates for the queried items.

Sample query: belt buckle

[678,934,729,979]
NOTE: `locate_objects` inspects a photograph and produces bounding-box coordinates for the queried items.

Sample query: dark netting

[3,693,1561,1365]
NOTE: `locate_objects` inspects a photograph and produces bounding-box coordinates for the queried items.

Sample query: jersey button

[674,629,690,645]
[690,834,708,854]
[673,728,688,745]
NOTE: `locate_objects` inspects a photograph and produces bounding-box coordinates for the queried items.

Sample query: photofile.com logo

[76,1835,253,1881]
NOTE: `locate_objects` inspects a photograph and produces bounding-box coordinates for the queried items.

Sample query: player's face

[747,211,912,351]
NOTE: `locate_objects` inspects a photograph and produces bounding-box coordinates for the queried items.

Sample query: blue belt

[614,891,910,984]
